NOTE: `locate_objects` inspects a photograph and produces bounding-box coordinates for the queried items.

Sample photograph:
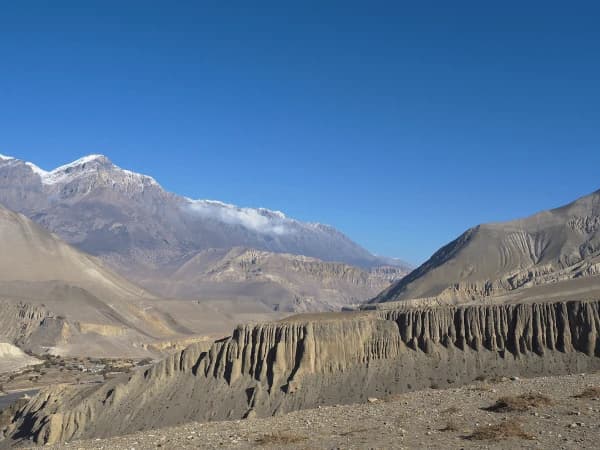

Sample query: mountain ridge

[140,246,408,312]
[0,154,410,292]
[372,188,600,303]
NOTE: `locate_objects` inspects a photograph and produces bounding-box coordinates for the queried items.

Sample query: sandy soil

[33,371,600,449]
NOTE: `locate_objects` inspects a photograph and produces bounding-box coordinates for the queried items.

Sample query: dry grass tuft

[484,392,552,413]
[254,432,307,446]
[338,427,375,437]
[466,420,533,441]
[383,393,404,403]
[474,374,507,384]
[573,387,600,399]
[487,376,509,384]
[442,406,460,415]
[439,420,460,432]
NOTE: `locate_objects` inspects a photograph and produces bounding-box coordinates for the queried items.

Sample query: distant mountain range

[372,188,600,304]
[139,246,406,312]
[0,153,410,311]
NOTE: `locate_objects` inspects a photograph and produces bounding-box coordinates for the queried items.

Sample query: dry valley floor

[34,371,600,450]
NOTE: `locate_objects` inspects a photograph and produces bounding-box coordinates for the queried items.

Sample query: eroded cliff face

[0,302,56,349]
[142,247,408,313]
[3,299,600,446]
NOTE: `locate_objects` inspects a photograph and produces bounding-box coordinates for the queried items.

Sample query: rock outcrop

[3,298,600,446]
[141,247,408,312]
[0,302,51,347]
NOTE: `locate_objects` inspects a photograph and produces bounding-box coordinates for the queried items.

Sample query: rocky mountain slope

[0,204,278,357]
[0,155,409,301]
[140,247,407,312]
[4,296,600,446]
[372,189,600,304]
[0,203,185,356]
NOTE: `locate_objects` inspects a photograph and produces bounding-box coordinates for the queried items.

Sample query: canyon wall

[3,299,600,446]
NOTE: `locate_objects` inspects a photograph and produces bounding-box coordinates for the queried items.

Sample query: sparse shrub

[383,392,407,403]
[338,427,374,437]
[254,432,307,445]
[466,420,532,441]
[442,406,460,415]
[484,393,552,413]
[465,420,533,441]
[573,387,600,399]
[487,376,508,384]
[440,420,460,432]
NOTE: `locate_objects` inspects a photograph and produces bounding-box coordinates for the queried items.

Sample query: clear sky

[1,1,599,264]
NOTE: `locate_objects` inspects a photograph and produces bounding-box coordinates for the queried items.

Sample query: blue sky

[1,1,599,264]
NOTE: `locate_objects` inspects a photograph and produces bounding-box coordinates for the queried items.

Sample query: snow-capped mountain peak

[51,154,111,172]
[0,153,408,273]
[0,153,49,179]
[41,154,118,185]
[0,153,160,188]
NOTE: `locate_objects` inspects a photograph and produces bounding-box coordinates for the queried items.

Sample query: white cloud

[185,199,291,235]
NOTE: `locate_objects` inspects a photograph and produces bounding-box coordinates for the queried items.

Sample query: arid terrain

[0,157,599,450]
[30,371,600,449]
[3,297,599,447]
[2,5,598,449]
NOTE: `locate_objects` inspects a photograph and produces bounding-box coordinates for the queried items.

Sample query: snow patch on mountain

[26,162,49,178]
[1,153,160,188]
[52,154,108,171]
